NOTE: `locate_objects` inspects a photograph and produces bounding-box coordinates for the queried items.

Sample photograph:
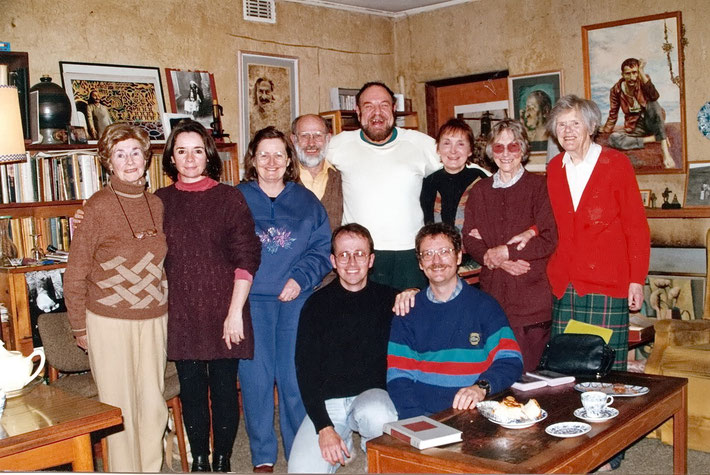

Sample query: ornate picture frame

[507,70,562,156]
[59,61,167,142]
[582,11,686,174]
[238,52,298,151]
[684,161,710,208]
[165,68,217,131]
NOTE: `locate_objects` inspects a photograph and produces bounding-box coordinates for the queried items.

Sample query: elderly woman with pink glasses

[462,118,557,372]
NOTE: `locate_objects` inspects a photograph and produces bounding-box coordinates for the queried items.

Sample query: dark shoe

[192,454,211,472]
[213,454,231,473]
[253,464,274,473]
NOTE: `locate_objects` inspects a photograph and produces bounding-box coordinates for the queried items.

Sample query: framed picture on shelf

[639,189,651,207]
[67,125,89,144]
[238,51,298,150]
[59,61,167,142]
[582,11,686,174]
[163,113,192,138]
[684,161,710,208]
[165,69,217,131]
[507,70,562,155]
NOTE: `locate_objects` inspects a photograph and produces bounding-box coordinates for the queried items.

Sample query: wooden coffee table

[368,372,687,474]
[0,384,122,471]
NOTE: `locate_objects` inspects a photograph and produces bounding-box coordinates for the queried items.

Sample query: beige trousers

[86,310,168,472]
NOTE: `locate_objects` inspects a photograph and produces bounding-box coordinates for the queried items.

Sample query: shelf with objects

[319,110,419,134]
[0,141,239,355]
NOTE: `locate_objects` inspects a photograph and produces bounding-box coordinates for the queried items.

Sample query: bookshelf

[319,110,420,134]
[0,141,239,354]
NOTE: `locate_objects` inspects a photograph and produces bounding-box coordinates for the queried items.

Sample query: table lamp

[0,85,28,164]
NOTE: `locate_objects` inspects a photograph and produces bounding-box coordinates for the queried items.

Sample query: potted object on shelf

[29,75,71,144]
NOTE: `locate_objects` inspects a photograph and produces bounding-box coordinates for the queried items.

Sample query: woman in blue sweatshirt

[237,126,331,471]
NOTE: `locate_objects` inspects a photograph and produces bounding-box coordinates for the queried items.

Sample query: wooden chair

[37,312,189,471]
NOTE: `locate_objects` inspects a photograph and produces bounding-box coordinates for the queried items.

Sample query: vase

[29,75,71,144]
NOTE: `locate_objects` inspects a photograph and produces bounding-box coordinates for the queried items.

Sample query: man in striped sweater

[387,223,523,419]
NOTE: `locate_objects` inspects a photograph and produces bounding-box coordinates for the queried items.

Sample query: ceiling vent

[243,0,276,23]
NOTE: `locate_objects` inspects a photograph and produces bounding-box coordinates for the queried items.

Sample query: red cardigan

[546,147,650,299]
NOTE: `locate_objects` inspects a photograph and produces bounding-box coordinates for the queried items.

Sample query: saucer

[574,407,619,422]
[545,421,591,438]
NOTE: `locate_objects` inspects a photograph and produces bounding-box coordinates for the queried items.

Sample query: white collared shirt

[562,143,601,211]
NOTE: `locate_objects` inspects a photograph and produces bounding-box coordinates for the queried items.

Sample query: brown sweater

[64,176,168,336]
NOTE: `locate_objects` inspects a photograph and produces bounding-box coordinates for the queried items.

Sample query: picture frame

[582,12,686,174]
[165,69,217,131]
[163,113,192,138]
[238,52,298,151]
[684,161,710,208]
[639,189,651,207]
[59,61,167,142]
[454,100,509,170]
[507,70,562,155]
[67,125,89,144]
[645,274,705,320]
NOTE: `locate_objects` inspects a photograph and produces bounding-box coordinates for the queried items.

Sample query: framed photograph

[639,189,651,207]
[59,61,167,142]
[163,113,192,138]
[645,274,705,320]
[454,100,509,170]
[583,12,686,174]
[26,269,67,347]
[507,70,562,155]
[67,125,89,144]
[238,52,298,151]
[165,69,217,131]
[684,161,710,207]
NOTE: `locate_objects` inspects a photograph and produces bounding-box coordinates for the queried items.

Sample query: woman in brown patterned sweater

[65,123,169,472]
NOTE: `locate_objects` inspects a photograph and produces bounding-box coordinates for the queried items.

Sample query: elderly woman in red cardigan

[545,94,650,375]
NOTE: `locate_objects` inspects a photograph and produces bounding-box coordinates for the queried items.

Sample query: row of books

[329,87,359,111]
[8,216,72,259]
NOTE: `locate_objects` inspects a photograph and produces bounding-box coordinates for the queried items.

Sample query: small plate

[5,375,43,399]
[545,421,591,438]
[477,401,548,429]
[574,382,649,397]
[574,407,619,422]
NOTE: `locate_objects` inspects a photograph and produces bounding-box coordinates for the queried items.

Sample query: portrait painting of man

[508,71,562,154]
[584,12,685,173]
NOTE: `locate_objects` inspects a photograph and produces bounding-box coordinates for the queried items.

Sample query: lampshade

[0,85,27,164]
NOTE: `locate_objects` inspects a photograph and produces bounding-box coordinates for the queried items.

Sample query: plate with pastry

[574,382,649,397]
[477,396,547,429]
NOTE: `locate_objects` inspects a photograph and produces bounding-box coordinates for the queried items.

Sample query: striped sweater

[387,282,523,418]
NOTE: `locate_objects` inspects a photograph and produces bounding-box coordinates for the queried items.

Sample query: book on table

[521,370,576,387]
[511,373,549,391]
[383,415,462,450]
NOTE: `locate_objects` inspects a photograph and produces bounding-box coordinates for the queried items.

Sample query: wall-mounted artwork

[583,11,686,174]
[238,52,298,150]
[59,61,167,142]
[165,69,217,132]
[507,71,562,155]
[684,161,710,208]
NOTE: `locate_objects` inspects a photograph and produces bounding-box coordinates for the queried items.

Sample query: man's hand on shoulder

[392,288,419,316]
[318,426,350,466]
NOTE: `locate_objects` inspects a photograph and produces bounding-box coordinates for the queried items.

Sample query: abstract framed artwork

[238,52,298,150]
[165,69,217,131]
[507,70,562,155]
[583,11,686,174]
[684,161,710,208]
[59,61,167,142]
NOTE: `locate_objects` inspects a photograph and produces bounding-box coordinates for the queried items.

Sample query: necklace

[112,185,158,239]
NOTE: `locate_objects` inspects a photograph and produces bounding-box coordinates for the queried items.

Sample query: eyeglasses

[297,132,326,142]
[256,151,287,164]
[491,142,522,155]
[418,247,456,261]
[555,120,585,131]
[334,250,370,264]
[133,228,158,240]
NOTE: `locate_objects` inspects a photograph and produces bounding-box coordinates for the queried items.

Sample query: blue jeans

[288,389,397,473]
[239,295,308,466]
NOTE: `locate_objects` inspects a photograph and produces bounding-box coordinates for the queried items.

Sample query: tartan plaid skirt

[551,284,629,371]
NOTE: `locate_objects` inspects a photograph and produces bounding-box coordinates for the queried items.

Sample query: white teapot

[0,341,45,392]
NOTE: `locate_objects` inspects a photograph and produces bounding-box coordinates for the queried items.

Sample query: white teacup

[581,391,614,417]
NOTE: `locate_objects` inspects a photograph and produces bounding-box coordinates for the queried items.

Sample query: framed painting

[165,69,217,131]
[163,113,192,138]
[238,52,298,150]
[454,100,508,172]
[59,61,167,142]
[583,11,686,174]
[684,161,710,208]
[507,70,562,155]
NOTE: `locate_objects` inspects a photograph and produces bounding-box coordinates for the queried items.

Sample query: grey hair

[545,94,601,139]
[485,118,530,165]
[290,114,330,135]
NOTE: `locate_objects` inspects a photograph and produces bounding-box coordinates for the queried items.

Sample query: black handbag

[538,333,615,379]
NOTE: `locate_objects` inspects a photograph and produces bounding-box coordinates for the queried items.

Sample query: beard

[362,118,395,143]
[295,142,327,168]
